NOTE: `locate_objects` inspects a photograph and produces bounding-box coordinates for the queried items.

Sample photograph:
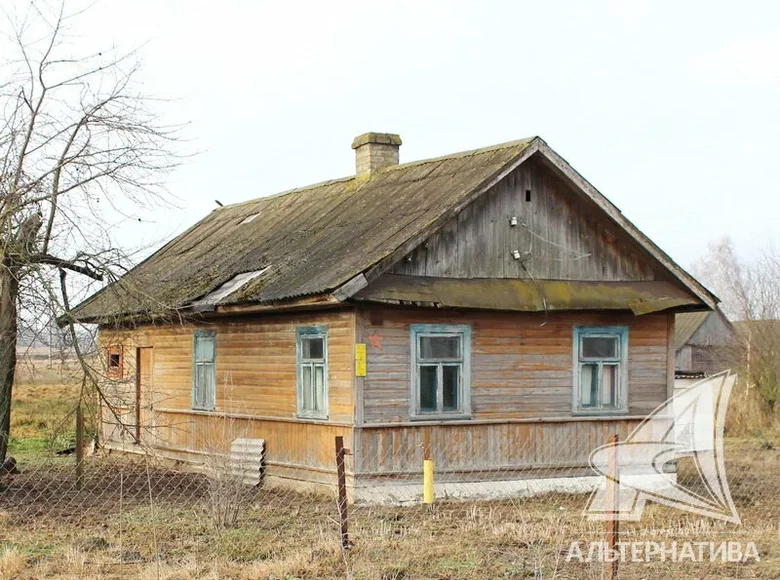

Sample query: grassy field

[2,364,779,579]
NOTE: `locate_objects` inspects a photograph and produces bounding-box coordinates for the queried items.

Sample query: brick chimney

[351,132,402,176]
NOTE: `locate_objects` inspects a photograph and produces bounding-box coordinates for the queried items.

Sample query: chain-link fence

[1,419,778,578]
[1,360,777,579]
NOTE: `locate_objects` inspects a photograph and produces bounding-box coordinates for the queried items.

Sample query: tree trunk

[0,262,19,464]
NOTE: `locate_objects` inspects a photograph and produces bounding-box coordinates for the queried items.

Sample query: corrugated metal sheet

[72,139,535,322]
[228,438,265,486]
[355,275,700,314]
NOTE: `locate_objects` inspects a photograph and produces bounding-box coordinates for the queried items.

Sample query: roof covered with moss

[72,138,536,322]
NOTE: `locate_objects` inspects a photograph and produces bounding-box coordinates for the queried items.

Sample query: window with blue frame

[410,324,471,418]
[193,330,216,410]
[297,326,328,419]
[573,326,628,414]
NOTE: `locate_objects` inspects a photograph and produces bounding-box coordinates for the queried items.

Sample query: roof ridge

[217,136,537,211]
[382,136,537,172]
[218,175,356,210]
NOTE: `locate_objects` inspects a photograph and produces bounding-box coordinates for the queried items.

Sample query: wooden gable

[390,155,661,283]
[355,151,709,314]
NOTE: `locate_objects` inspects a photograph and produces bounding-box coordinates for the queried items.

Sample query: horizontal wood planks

[98,309,357,478]
[101,309,355,422]
[358,307,670,423]
[153,410,351,478]
[98,302,673,487]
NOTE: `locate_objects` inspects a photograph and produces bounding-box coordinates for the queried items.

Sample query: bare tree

[0,0,180,461]
[693,237,780,416]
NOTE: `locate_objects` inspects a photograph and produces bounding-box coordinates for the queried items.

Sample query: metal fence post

[75,403,84,490]
[334,435,350,550]
[604,433,620,580]
[423,428,434,504]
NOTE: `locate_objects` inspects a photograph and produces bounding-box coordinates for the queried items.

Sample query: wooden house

[72,133,718,501]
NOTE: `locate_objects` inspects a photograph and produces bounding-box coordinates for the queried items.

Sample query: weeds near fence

[199,414,263,530]
[3,367,779,579]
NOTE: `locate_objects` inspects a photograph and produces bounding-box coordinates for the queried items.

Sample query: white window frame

[410,324,472,419]
[192,330,216,411]
[296,326,329,420]
[572,326,629,415]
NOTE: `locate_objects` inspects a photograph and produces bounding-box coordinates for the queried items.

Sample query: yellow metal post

[423,429,434,504]
[423,459,434,504]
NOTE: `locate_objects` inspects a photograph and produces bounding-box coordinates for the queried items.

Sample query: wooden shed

[71,133,718,501]
[674,309,739,378]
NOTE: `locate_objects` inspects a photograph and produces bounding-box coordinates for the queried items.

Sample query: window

[193,330,216,410]
[107,345,123,379]
[410,325,471,418]
[297,326,328,419]
[573,326,628,414]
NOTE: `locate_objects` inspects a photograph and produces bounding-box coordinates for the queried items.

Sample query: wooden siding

[688,311,735,347]
[675,345,693,372]
[356,418,643,479]
[150,411,351,485]
[675,310,740,374]
[390,156,659,282]
[99,309,356,478]
[357,307,670,424]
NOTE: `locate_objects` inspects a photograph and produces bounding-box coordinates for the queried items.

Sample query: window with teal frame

[193,330,216,411]
[297,326,328,419]
[573,326,628,414]
[410,324,472,419]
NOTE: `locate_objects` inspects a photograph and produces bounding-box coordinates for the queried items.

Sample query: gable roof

[674,311,712,350]
[674,308,736,351]
[71,136,717,323]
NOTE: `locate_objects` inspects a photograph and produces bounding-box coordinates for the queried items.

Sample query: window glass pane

[196,364,212,407]
[302,337,324,360]
[601,364,618,407]
[109,353,120,368]
[580,363,599,407]
[420,336,460,359]
[314,365,325,411]
[581,336,617,359]
[419,365,438,412]
[302,365,313,410]
[193,366,202,406]
[442,365,460,411]
[195,336,215,361]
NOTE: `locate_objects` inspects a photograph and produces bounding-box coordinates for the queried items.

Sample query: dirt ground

[3,375,778,579]
[0,436,776,579]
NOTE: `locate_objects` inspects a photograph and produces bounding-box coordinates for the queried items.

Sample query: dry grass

[0,546,27,578]
[0,439,776,579]
[9,358,94,458]
[2,361,778,578]
[724,379,780,437]
[11,382,79,439]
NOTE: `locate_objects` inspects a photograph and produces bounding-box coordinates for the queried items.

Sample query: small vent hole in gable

[525,189,532,202]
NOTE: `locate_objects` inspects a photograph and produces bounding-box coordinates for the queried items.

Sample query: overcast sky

[16,1,780,270]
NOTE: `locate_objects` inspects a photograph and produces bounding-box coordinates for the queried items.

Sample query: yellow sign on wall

[355,343,367,377]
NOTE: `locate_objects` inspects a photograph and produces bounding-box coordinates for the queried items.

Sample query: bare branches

[0,0,181,281]
[29,253,102,280]
[694,237,780,417]
[694,238,780,322]
[0,0,183,460]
